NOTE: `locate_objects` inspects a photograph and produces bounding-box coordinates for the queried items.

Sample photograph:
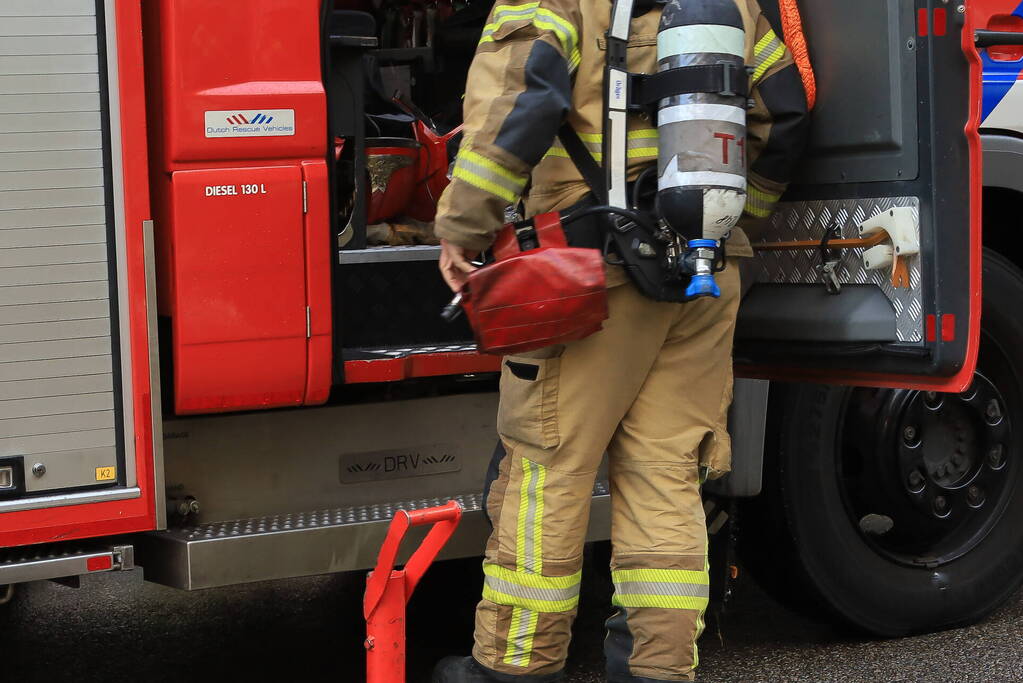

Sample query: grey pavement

[1,548,1021,682]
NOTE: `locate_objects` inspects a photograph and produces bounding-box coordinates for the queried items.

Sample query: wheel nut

[924,392,943,410]
[903,426,918,443]
[908,470,925,491]
[986,399,1003,423]
[968,485,984,506]
[933,495,949,515]
[989,445,1005,469]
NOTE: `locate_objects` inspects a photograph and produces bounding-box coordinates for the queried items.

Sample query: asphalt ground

[2,545,1023,682]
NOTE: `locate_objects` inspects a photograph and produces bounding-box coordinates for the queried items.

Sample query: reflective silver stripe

[658,103,745,126]
[657,25,745,58]
[659,170,746,190]
[452,150,526,203]
[485,574,581,605]
[614,581,711,599]
[507,607,537,667]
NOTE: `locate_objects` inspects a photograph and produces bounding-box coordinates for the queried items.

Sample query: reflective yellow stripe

[503,458,547,666]
[452,149,526,204]
[478,3,580,69]
[754,29,780,56]
[612,568,709,584]
[752,42,786,82]
[504,607,539,666]
[485,563,581,588]
[744,185,782,218]
[611,593,710,610]
[483,584,579,612]
[515,459,534,573]
[534,9,580,69]
[531,463,545,568]
[611,567,710,610]
[544,129,658,162]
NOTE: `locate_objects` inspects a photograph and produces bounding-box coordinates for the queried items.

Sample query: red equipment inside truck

[7,0,1023,647]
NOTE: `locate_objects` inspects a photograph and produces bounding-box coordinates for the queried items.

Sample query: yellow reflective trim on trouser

[612,568,709,584]
[504,607,539,666]
[531,463,545,569]
[611,593,710,610]
[483,584,579,612]
[611,567,711,609]
[752,42,786,83]
[503,458,547,666]
[452,150,526,204]
[485,563,582,589]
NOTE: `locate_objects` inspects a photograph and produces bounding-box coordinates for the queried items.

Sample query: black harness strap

[557,122,608,204]
[629,63,750,110]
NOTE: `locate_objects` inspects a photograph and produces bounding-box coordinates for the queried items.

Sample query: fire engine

[0,0,1020,640]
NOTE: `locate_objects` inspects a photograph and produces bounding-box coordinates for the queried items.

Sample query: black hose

[561,204,657,233]
[632,165,656,211]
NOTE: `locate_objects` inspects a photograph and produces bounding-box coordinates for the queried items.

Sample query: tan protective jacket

[434,0,809,258]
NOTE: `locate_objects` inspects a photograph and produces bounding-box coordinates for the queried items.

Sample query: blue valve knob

[685,273,721,299]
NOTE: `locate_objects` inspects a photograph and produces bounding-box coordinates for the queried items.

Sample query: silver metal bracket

[0,543,135,586]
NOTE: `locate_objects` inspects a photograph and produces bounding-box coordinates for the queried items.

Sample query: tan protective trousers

[474,263,741,682]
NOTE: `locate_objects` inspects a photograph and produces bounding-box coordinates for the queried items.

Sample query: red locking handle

[364,500,463,619]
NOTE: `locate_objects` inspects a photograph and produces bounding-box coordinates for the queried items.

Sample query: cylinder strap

[778,0,816,110]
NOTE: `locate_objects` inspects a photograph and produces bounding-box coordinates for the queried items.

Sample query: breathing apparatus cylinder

[655,0,747,298]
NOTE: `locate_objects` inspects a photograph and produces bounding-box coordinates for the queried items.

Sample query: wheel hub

[838,368,1016,567]
[897,373,1010,526]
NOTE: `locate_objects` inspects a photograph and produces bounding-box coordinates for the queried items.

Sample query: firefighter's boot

[432,657,564,682]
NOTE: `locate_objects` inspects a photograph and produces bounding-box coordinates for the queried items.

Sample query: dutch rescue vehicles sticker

[204,109,296,138]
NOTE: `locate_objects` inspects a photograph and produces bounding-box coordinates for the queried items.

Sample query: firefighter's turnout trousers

[476,264,740,682]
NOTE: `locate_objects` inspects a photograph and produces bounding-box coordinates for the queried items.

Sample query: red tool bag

[462,212,608,355]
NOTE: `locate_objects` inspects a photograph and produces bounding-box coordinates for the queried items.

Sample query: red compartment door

[170,166,308,413]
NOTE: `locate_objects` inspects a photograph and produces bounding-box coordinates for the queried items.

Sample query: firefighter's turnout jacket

[434,0,808,259]
[433,1,808,680]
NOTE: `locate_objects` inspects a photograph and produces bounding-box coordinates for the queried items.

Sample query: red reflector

[933,8,947,37]
[926,314,937,342]
[941,314,956,342]
[918,8,929,36]
[87,555,113,572]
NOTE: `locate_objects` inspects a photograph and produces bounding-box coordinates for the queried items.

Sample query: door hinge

[302,181,308,214]
[306,306,311,338]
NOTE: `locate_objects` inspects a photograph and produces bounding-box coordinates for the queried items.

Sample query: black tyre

[743,250,1023,636]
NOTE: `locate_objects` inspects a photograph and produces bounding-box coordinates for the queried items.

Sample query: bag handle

[491,212,568,261]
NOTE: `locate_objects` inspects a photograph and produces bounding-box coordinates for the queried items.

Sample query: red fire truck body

[4,0,1022,636]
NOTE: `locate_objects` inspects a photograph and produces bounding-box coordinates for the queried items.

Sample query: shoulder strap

[557,123,608,205]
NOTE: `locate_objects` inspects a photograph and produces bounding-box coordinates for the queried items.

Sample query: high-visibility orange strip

[779,0,816,110]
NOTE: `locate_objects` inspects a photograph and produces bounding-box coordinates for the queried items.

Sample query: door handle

[975,29,1023,48]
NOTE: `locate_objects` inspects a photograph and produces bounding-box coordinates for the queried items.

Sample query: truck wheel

[743,250,1023,636]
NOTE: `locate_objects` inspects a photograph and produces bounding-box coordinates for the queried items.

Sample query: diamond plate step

[136,484,611,590]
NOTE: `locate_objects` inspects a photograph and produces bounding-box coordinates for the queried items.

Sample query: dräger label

[205,109,296,138]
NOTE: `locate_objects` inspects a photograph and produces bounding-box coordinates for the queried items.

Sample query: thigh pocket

[497,349,562,450]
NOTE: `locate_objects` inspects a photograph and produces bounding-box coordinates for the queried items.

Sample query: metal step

[135,483,611,590]
[0,542,134,585]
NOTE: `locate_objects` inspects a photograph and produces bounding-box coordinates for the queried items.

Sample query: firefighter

[433,0,809,679]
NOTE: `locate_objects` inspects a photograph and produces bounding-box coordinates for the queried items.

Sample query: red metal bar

[364,501,462,683]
